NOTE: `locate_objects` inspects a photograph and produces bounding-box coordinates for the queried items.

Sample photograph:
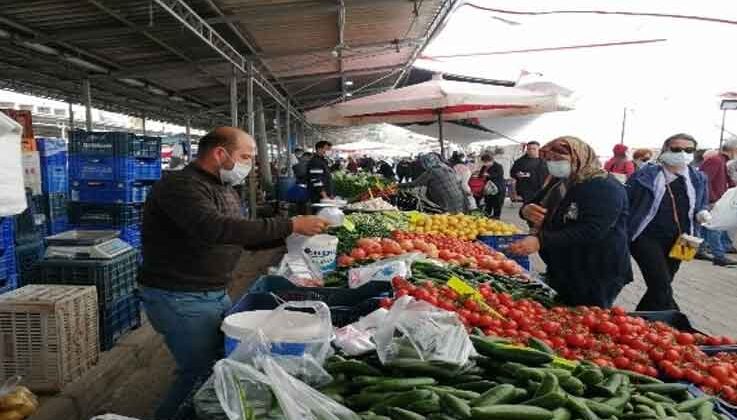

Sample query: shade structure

[305,75,574,156]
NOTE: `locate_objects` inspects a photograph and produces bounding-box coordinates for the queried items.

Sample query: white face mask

[660,151,693,168]
[546,160,572,178]
[218,150,252,185]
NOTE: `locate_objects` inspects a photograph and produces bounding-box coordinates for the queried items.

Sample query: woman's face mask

[660,151,693,168]
[546,160,572,178]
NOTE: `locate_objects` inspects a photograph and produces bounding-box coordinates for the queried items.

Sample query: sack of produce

[374,295,476,366]
[0,377,39,420]
[214,357,360,420]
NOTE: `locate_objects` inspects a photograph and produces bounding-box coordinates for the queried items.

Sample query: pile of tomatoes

[337,237,438,267]
[384,276,737,404]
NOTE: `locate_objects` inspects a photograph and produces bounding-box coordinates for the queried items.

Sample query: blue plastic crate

[36,137,68,157]
[40,163,68,194]
[129,158,161,181]
[68,202,142,228]
[0,218,15,254]
[15,239,45,287]
[70,155,161,182]
[0,244,17,293]
[100,293,142,351]
[0,274,18,295]
[120,227,141,248]
[71,180,152,204]
[41,193,69,221]
[478,234,531,271]
[69,131,161,158]
[247,275,392,306]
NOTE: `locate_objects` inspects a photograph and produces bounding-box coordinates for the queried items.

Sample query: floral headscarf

[419,152,443,170]
[540,136,607,184]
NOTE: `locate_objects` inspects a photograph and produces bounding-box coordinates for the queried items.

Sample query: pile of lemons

[408,213,521,240]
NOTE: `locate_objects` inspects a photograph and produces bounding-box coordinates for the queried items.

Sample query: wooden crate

[0,285,99,392]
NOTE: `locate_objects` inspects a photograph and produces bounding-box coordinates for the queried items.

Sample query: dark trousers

[484,192,505,219]
[631,234,681,311]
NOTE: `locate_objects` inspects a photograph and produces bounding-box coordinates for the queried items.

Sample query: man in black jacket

[511,141,548,203]
[307,140,335,203]
[139,127,328,419]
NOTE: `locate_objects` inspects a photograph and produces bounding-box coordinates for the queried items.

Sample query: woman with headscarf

[508,136,632,308]
[605,144,636,182]
[400,153,468,213]
[626,133,709,310]
[632,148,653,171]
[449,151,478,211]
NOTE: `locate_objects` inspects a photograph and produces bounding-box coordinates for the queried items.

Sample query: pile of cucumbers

[319,335,728,420]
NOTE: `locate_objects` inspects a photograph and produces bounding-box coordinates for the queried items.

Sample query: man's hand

[521,203,547,227]
[507,235,540,256]
[292,216,330,236]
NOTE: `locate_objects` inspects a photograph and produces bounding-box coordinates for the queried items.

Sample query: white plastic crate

[0,285,99,391]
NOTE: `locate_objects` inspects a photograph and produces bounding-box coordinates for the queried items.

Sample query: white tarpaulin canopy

[306,75,574,127]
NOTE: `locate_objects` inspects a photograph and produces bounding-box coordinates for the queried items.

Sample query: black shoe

[713,256,737,266]
[727,247,737,254]
[695,251,713,261]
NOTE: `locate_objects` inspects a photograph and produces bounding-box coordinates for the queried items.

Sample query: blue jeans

[139,286,232,420]
[703,228,733,260]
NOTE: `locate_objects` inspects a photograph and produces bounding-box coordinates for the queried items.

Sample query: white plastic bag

[347,252,423,289]
[374,296,476,366]
[288,234,338,280]
[0,113,27,217]
[213,358,360,420]
[316,206,345,227]
[705,187,737,231]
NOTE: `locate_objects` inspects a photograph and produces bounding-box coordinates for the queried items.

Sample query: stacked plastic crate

[13,189,45,288]
[68,131,162,249]
[0,218,16,295]
[36,137,70,235]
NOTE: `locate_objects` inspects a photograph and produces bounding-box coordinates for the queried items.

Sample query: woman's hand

[507,236,540,256]
[521,203,547,227]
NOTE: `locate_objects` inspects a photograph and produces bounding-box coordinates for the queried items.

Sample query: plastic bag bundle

[214,358,360,420]
[705,187,737,231]
[0,113,26,217]
[373,296,476,366]
[226,300,334,385]
[347,252,423,289]
[0,377,39,420]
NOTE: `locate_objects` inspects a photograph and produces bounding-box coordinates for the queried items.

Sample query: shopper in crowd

[449,151,477,211]
[290,151,312,214]
[626,133,710,310]
[377,159,396,180]
[359,155,376,173]
[633,148,653,171]
[347,156,359,174]
[700,139,737,265]
[308,140,336,203]
[479,153,506,218]
[605,144,636,182]
[138,127,328,420]
[400,152,468,213]
[508,136,632,308]
[396,158,414,182]
[511,141,548,203]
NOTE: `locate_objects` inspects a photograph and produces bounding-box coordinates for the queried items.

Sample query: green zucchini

[372,389,434,413]
[603,388,631,411]
[695,402,714,420]
[578,368,605,387]
[389,359,458,380]
[470,404,554,420]
[676,397,714,413]
[456,381,498,392]
[535,373,560,398]
[560,376,586,396]
[407,393,441,415]
[428,414,457,420]
[634,384,689,395]
[441,392,473,419]
[595,374,625,397]
[471,384,517,407]
[387,407,427,420]
[567,396,600,420]
[602,367,663,384]
[326,360,382,376]
[552,407,573,420]
[585,400,620,418]
[644,392,675,404]
[470,336,554,365]
[364,377,437,392]
[524,389,568,410]
[425,386,481,400]
[354,376,386,386]
[529,337,556,355]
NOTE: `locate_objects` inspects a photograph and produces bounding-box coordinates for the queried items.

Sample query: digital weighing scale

[45,230,133,260]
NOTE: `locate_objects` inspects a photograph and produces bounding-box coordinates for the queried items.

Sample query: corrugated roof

[0,0,453,129]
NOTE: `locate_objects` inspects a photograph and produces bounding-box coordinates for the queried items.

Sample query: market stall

[186,202,737,420]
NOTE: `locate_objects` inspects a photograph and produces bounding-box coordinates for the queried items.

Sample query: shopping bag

[705,187,737,231]
[483,180,499,196]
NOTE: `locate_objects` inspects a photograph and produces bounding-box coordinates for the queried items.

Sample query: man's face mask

[218,149,252,185]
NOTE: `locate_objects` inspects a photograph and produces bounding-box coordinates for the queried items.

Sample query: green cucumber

[326,360,382,376]
[354,376,387,386]
[560,376,586,396]
[644,392,675,404]
[544,368,574,380]
[676,397,714,413]
[407,393,441,415]
[365,377,437,392]
[654,403,668,418]
[441,392,473,419]
[552,407,573,420]
[428,414,457,420]
[387,407,427,420]
[470,337,554,365]
[535,373,560,398]
[595,374,625,397]
[426,386,481,400]
[602,367,663,384]
[471,384,517,407]
[372,389,434,413]
[567,396,600,420]
[456,381,498,392]
[348,393,397,411]
[470,404,554,420]
[361,414,391,420]
[449,375,486,384]
[529,337,556,355]
[389,359,458,380]
[603,388,631,411]
[585,400,620,418]
[695,402,714,420]
[634,384,689,395]
[511,388,530,403]
[632,395,658,409]
[524,389,568,410]
[635,405,656,415]
[621,413,657,420]
[578,367,605,386]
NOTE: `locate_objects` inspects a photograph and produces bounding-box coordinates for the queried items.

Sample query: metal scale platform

[45,230,133,260]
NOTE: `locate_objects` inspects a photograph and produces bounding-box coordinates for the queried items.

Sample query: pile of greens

[333,172,391,201]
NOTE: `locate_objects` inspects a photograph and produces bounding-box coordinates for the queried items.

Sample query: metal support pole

[286,110,293,177]
[68,102,74,138]
[720,109,727,150]
[256,97,273,195]
[230,66,238,126]
[185,117,192,161]
[83,79,92,131]
[246,63,258,219]
[274,108,283,173]
[619,107,627,144]
[437,111,445,158]
[142,116,147,136]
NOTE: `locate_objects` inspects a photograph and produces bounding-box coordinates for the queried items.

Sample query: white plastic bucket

[222,309,328,357]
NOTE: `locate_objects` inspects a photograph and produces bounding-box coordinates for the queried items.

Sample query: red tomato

[649,348,665,362]
[666,365,684,380]
[350,248,367,260]
[542,321,561,334]
[550,337,567,349]
[611,306,627,316]
[706,336,723,346]
[395,289,409,298]
[582,315,597,328]
[709,364,731,382]
[379,297,393,309]
[684,369,704,385]
[613,356,631,369]
[676,332,695,345]
[664,349,681,362]
[566,334,588,348]
[479,314,495,327]
[467,312,481,326]
[624,348,641,361]
[592,358,610,367]
[645,366,659,377]
[337,255,355,267]
[596,321,620,336]
[703,376,721,390]
[722,336,736,345]
[503,320,519,330]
